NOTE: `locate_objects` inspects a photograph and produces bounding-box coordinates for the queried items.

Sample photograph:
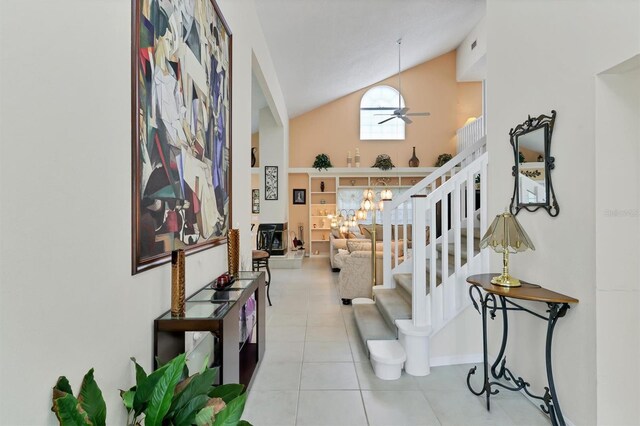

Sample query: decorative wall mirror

[509,110,559,217]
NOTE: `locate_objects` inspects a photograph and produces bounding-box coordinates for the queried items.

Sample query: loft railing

[457,116,485,154]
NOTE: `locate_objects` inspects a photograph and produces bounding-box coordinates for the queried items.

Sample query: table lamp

[480,211,535,287]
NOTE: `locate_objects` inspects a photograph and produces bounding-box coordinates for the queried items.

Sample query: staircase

[352,122,488,377]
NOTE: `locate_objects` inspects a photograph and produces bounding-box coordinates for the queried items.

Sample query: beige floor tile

[251,361,302,391]
[297,390,368,426]
[242,390,298,426]
[300,362,359,390]
[303,340,353,362]
[305,325,348,342]
[362,390,441,426]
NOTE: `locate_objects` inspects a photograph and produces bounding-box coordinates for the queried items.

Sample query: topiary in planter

[372,154,394,170]
[312,154,333,171]
[435,153,453,167]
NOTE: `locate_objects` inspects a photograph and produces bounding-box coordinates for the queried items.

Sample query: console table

[154,271,265,387]
[466,274,578,426]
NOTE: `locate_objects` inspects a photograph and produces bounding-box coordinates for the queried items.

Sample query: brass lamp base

[490,274,521,288]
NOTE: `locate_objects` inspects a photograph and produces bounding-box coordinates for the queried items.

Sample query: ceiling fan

[375,39,431,125]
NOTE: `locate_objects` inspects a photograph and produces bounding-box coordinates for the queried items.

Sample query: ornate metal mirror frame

[509,110,559,217]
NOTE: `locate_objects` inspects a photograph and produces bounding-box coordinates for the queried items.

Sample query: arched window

[360,85,405,140]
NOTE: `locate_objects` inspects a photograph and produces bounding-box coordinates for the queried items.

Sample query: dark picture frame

[252,189,260,214]
[293,189,306,205]
[265,166,278,200]
[131,0,232,274]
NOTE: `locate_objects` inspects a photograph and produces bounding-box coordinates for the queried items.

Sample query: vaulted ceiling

[255,0,485,119]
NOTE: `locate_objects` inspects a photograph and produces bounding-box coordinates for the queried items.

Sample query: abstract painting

[265,166,278,200]
[132,0,232,274]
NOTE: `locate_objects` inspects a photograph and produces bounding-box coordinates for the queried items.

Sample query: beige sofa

[329,231,366,270]
[335,240,404,303]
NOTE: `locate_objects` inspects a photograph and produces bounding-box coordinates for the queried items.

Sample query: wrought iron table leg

[466,286,498,410]
[545,303,568,426]
[491,296,509,379]
[265,261,272,306]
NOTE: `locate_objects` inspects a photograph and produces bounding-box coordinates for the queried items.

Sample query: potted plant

[312,154,333,171]
[52,354,251,426]
[435,153,452,167]
[372,154,394,170]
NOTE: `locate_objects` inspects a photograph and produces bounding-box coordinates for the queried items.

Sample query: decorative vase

[347,150,352,167]
[409,147,420,167]
[251,147,257,167]
[320,181,325,192]
[355,148,361,168]
[171,249,185,317]
[227,228,239,276]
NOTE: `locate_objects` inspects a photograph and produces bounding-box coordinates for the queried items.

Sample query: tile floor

[243,257,550,426]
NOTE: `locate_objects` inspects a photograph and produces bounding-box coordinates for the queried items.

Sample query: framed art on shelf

[252,189,260,214]
[265,166,278,200]
[293,189,306,205]
[131,0,232,274]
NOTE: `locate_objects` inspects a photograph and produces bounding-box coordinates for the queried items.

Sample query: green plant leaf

[237,421,253,426]
[78,369,107,426]
[120,389,135,411]
[52,392,91,426]
[131,357,148,384]
[54,376,74,395]
[143,353,186,426]
[195,405,215,426]
[208,384,244,404]
[200,355,211,374]
[212,393,247,426]
[172,394,210,425]
[132,361,170,415]
[168,368,217,417]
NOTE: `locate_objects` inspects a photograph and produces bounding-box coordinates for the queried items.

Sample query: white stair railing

[412,152,489,331]
[382,135,487,286]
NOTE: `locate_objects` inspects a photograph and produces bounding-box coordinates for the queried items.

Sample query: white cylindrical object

[367,340,406,380]
[396,319,431,376]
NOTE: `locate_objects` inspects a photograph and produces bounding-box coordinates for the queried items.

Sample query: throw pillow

[347,240,371,253]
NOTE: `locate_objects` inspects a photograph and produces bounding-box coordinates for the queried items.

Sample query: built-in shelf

[290,167,438,176]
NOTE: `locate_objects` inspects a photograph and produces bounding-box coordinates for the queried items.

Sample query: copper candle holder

[171,249,185,317]
[227,228,239,277]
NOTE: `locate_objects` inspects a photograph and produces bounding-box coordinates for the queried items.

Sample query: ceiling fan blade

[378,116,397,124]
[400,116,413,124]
[361,107,396,111]
[374,113,394,116]
[398,107,409,115]
[405,112,431,116]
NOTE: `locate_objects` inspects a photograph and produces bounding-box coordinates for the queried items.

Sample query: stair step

[460,227,481,240]
[353,303,397,353]
[373,288,412,331]
[435,239,480,260]
[393,273,413,303]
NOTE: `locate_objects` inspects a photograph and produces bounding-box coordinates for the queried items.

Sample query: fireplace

[257,223,288,256]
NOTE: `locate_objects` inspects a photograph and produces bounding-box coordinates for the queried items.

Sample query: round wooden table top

[467,274,579,304]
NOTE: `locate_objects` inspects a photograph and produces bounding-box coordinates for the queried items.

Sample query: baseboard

[430,353,483,367]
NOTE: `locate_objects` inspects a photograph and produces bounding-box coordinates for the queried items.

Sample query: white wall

[486,0,640,424]
[456,16,486,82]
[595,57,640,425]
[258,108,289,224]
[0,0,286,423]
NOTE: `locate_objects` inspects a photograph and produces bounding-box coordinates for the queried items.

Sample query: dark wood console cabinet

[154,271,266,387]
